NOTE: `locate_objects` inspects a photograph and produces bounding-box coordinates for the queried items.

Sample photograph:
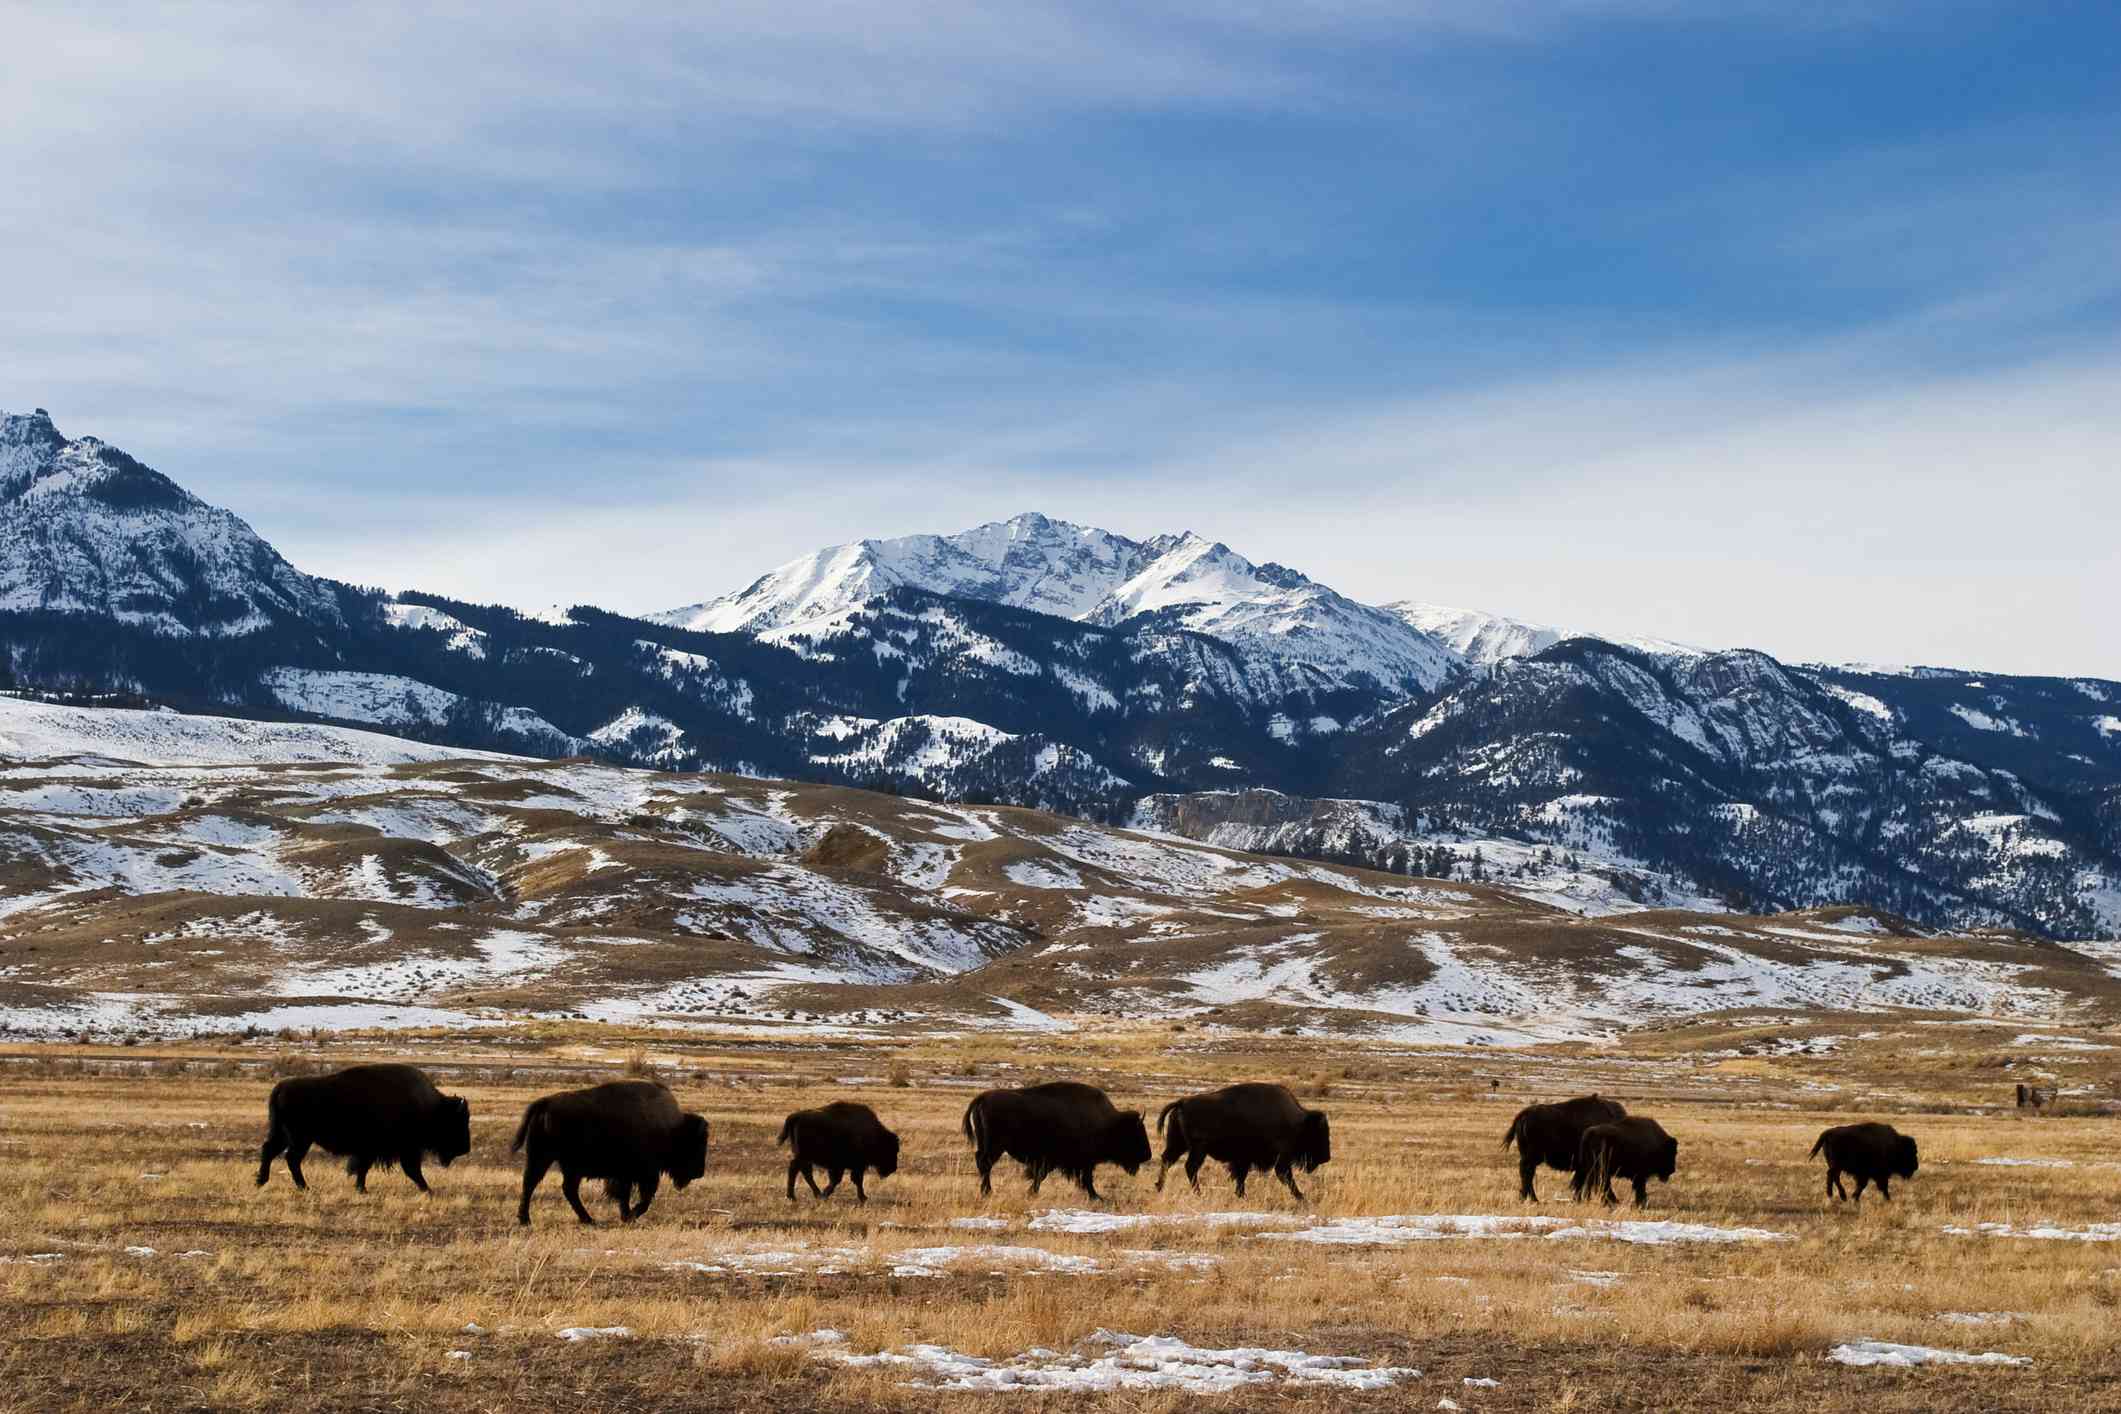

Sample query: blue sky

[4,2,2117,674]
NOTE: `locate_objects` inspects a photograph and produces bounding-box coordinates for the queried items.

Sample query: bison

[1571,1115,1678,1207]
[1501,1093,1627,1201]
[962,1080,1151,1201]
[512,1079,710,1226]
[1810,1122,1918,1204]
[778,1100,900,1203]
[1154,1082,1331,1202]
[255,1062,470,1194]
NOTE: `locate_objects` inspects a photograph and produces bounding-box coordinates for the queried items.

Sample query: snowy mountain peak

[1387,600,1705,668]
[0,406,341,636]
[657,513,1462,693]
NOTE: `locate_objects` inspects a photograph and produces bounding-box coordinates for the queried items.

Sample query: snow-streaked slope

[0,694,521,767]
[4,696,2113,1041]
[0,409,340,634]
[656,512,1461,693]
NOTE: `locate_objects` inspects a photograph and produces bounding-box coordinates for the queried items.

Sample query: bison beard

[1501,1094,1627,1202]
[1154,1083,1331,1202]
[778,1101,900,1204]
[1810,1122,1919,1205]
[512,1080,710,1226]
[255,1063,470,1194]
[1571,1117,1678,1208]
[962,1081,1151,1201]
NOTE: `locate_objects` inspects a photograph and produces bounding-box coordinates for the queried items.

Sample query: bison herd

[255,1066,1927,1224]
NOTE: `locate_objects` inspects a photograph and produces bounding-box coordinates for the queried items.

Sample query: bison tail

[510,1098,546,1154]
[1501,1111,1523,1152]
[776,1115,796,1149]
[1807,1133,1826,1161]
[961,1097,981,1147]
[1155,1099,1183,1137]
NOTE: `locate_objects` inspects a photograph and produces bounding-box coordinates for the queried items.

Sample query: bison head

[670,1114,711,1189]
[1298,1110,1332,1172]
[429,1094,472,1167]
[1894,1135,1919,1180]
[1109,1111,1153,1174]
[1656,1136,1679,1182]
[875,1130,901,1180]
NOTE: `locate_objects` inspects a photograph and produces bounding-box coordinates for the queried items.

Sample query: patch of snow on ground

[1256,1215,1785,1247]
[1944,1222,2121,1242]
[818,1329,1421,1393]
[1004,858,1083,890]
[1973,1157,2073,1168]
[1829,1340,2026,1368]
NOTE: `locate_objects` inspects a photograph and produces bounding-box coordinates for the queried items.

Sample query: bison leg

[560,1170,595,1225]
[1852,1174,1868,1206]
[609,1179,635,1221]
[1630,1177,1648,1208]
[1826,1166,1843,1202]
[787,1158,801,1201]
[1155,1135,1186,1192]
[1025,1160,1048,1196]
[1229,1163,1250,1198]
[820,1167,843,1198]
[517,1151,554,1226]
[399,1156,430,1194]
[1877,1175,1891,1203]
[631,1173,659,1220]
[1184,1151,1206,1193]
[1275,1161,1307,1204]
[1079,1170,1102,1203]
[852,1168,867,1203]
[1519,1154,1540,1203]
[349,1157,372,1194]
[976,1152,995,1197]
[256,1124,288,1187]
[283,1139,312,1190]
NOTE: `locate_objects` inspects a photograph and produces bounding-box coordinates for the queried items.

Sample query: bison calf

[1571,1116,1677,1207]
[512,1080,709,1226]
[963,1080,1150,1202]
[779,1101,900,1203]
[1155,1082,1330,1202]
[1502,1094,1627,1201]
[256,1062,470,1194]
[1810,1122,1917,1205]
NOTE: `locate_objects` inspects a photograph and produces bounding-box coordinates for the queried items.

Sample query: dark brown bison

[255,1062,470,1193]
[511,1079,709,1226]
[963,1080,1151,1201]
[1571,1116,1678,1207]
[778,1100,900,1203]
[1810,1122,1918,1204]
[1501,1094,1627,1201]
[1154,1082,1331,1202]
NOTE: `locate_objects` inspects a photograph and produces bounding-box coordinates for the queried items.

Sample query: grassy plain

[1,1016,2117,1411]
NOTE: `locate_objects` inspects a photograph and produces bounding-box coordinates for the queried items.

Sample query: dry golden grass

[0,1022,2117,1411]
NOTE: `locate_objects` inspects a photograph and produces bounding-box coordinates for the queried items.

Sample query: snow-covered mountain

[0,408,340,635]
[655,512,1462,695]
[4,409,2118,941]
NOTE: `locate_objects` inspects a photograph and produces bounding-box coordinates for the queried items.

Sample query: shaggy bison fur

[1501,1094,1627,1201]
[1572,1116,1678,1207]
[1810,1122,1918,1204]
[255,1063,470,1194]
[1154,1082,1331,1202]
[512,1080,709,1226]
[962,1080,1151,1201]
[778,1101,900,1203]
